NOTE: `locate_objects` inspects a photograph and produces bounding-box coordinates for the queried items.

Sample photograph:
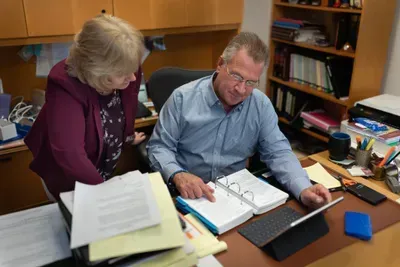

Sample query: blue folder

[176,197,219,235]
[344,211,372,241]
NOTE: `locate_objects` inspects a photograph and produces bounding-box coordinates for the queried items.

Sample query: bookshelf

[267,0,397,143]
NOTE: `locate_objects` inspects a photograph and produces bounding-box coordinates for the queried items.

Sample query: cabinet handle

[101,9,106,14]
[0,156,12,163]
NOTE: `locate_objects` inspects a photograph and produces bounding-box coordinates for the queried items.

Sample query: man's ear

[216,56,224,73]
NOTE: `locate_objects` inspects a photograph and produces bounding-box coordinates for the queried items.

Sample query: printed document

[70,172,161,248]
[0,204,71,267]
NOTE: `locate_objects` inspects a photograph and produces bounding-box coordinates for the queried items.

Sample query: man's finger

[206,184,215,193]
[306,190,323,204]
[187,189,195,199]
[201,184,216,202]
[316,185,332,203]
[180,189,189,199]
[193,185,203,198]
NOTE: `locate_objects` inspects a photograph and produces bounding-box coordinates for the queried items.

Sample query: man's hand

[173,172,216,202]
[300,184,332,209]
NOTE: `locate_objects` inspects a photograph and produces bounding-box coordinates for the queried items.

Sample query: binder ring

[227,182,240,196]
[240,190,254,205]
[214,175,228,189]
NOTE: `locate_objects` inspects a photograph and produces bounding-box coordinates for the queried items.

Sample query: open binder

[176,169,289,235]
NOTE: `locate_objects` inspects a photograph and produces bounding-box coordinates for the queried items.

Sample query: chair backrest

[147,67,214,113]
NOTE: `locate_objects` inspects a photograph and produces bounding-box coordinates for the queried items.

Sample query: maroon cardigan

[25,60,141,200]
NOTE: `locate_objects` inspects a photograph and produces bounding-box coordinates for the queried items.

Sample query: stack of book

[272,83,309,122]
[272,18,323,43]
[301,110,340,134]
[273,44,353,99]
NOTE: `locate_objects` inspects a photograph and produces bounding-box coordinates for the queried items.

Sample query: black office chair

[137,67,214,169]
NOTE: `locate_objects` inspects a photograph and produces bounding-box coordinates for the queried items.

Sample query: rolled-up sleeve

[257,98,312,199]
[147,91,184,182]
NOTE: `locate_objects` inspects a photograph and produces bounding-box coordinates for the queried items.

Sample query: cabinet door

[24,0,112,36]
[113,0,152,30]
[0,150,48,215]
[216,0,244,25]
[152,0,186,29]
[186,0,216,27]
[0,0,28,39]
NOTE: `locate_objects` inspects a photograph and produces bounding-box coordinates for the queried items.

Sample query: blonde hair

[221,31,268,66]
[66,15,144,90]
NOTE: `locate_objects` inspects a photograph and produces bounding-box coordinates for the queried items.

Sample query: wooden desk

[309,150,400,202]
[307,150,400,267]
[215,157,400,267]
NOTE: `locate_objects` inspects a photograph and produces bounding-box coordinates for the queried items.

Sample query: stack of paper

[59,171,186,266]
[0,204,71,267]
[303,163,341,190]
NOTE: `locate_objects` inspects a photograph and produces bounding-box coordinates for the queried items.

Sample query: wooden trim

[135,116,158,129]
[271,38,355,58]
[275,2,362,14]
[269,76,349,106]
[0,145,29,156]
[279,117,329,143]
[0,23,240,47]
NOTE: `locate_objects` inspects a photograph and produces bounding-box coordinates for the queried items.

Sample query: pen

[356,136,362,149]
[361,138,368,150]
[379,146,396,167]
[385,150,400,165]
[365,138,375,151]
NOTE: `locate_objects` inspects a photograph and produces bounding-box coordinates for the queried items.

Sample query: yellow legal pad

[184,214,227,258]
[89,172,185,261]
[303,163,341,189]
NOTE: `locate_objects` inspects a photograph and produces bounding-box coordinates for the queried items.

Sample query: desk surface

[215,157,400,267]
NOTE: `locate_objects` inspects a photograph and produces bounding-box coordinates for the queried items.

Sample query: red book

[300,110,339,131]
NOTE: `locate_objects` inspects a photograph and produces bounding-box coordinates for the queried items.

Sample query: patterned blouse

[97,90,125,180]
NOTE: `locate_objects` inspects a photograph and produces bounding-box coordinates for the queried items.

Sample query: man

[147,32,331,209]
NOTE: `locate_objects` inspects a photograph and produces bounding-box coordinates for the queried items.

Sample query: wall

[241,0,273,93]
[381,0,400,96]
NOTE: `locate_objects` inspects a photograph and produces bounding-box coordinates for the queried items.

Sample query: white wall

[241,0,273,93]
[382,0,400,96]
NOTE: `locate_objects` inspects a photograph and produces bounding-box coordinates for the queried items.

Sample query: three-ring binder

[213,174,254,205]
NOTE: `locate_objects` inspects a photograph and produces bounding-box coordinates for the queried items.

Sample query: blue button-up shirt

[147,74,312,199]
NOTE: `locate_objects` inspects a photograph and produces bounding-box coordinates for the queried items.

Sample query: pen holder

[355,148,372,168]
[370,163,398,181]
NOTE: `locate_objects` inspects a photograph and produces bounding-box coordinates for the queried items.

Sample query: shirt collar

[205,72,221,107]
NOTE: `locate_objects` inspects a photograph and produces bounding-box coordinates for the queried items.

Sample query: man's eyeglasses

[226,66,259,88]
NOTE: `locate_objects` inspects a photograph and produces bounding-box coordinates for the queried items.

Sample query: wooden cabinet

[114,0,186,30]
[152,0,186,29]
[23,0,112,36]
[216,0,244,25]
[113,0,152,30]
[0,0,28,39]
[0,150,48,215]
[186,0,217,27]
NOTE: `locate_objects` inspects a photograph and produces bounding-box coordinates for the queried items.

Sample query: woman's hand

[133,132,146,145]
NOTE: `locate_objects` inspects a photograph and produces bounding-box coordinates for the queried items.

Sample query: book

[176,169,289,235]
[300,110,340,132]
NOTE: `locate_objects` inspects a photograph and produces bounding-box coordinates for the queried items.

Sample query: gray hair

[221,31,268,66]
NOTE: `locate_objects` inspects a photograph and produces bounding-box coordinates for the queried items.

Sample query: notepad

[176,169,289,234]
[304,163,341,189]
[184,214,227,258]
[88,172,185,261]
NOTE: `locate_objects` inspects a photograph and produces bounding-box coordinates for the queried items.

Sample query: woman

[25,15,146,200]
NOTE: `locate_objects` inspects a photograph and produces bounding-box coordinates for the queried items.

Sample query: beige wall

[241,0,272,93]
[382,0,400,96]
